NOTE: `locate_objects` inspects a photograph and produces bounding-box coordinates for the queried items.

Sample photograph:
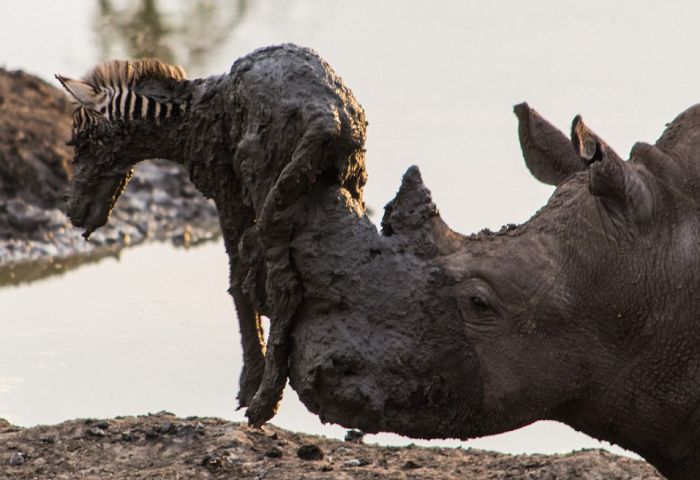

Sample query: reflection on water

[0,247,121,288]
[95,0,249,71]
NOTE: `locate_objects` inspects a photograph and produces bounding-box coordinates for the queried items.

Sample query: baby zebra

[57,44,367,426]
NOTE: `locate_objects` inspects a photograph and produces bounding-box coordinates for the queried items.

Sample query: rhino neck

[651,103,700,205]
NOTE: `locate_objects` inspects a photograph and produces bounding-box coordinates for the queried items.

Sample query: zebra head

[56,59,189,238]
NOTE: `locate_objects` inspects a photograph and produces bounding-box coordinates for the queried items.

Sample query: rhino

[57,44,700,479]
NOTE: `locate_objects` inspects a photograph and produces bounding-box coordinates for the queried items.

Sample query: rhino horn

[514,103,587,186]
[571,115,653,223]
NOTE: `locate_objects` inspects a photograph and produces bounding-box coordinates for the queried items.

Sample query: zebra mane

[82,58,187,90]
[60,58,191,132]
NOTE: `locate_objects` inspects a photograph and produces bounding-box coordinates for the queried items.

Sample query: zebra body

[56,58,188,133]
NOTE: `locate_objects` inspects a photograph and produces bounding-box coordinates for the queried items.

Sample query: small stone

[296,444,324,461]
[39,436,55,445]
[176,424,195,436]
[95,421,109,430]
[120,432,135,442]
[87,427,106,437]
[201,452,231,471]
[9,452,25,466]
[152,410,175,417]
[264,447,283,458]
[344,429,365,443]
[321,464,333,472]
[343,458,370,467]
[158,421,174,434]
[402,460,420,470]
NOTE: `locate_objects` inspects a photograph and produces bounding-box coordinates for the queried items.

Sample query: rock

[343,458,370,467]
[201,451,233,471]
[8,452,25,466]
[402,460,420,470]
[157,421,174,434]
[87,427,106,438]
[344,429,365,443]
[264,447,283,458]
[296,444,324,461]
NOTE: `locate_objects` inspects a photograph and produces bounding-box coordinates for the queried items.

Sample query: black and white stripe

[103,88,186,123]
[68,58,189,133]
[74,88,188,131]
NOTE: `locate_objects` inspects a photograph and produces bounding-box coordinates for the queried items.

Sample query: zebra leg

[246,115,340,426]
[220,205,265,409]
[229,260,265,409]
[245,113,341,426]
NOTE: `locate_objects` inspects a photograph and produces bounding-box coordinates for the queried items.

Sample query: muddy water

[3,0,700,457]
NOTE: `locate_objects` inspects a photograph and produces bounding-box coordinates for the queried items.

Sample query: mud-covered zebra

[56,44,367,426]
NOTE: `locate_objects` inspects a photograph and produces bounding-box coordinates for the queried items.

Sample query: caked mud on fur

[58,44,367,427]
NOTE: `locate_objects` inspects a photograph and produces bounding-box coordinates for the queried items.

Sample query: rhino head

[284,103,700,479]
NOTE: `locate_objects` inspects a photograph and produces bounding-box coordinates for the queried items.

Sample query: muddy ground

[0,413,661,480]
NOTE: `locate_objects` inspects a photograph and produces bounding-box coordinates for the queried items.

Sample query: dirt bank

[0,413,661,479]
[0,68,220,285]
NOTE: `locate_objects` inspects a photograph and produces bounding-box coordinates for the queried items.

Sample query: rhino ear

[55,75,101,107]
[571,116,653,223]
[514,103,587,186]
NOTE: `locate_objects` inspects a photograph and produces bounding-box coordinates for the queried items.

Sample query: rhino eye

[470,295,490,312]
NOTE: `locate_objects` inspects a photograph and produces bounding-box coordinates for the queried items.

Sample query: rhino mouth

[289,321,484,439]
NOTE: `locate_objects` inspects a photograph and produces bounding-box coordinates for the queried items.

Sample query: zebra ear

[55,75,101,107]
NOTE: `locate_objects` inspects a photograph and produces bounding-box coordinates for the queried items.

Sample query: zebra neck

[102,88,188,124]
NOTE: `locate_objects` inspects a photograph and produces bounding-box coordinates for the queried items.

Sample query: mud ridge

[0,413,661,479]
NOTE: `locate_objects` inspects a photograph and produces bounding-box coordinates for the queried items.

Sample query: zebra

[56,44,368,427]
[56,58,189,136]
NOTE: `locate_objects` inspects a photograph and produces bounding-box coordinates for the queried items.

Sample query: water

[3,0,700,457]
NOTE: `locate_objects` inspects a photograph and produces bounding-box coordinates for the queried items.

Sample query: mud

[0,68,220,285]
[0,413,661,479]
